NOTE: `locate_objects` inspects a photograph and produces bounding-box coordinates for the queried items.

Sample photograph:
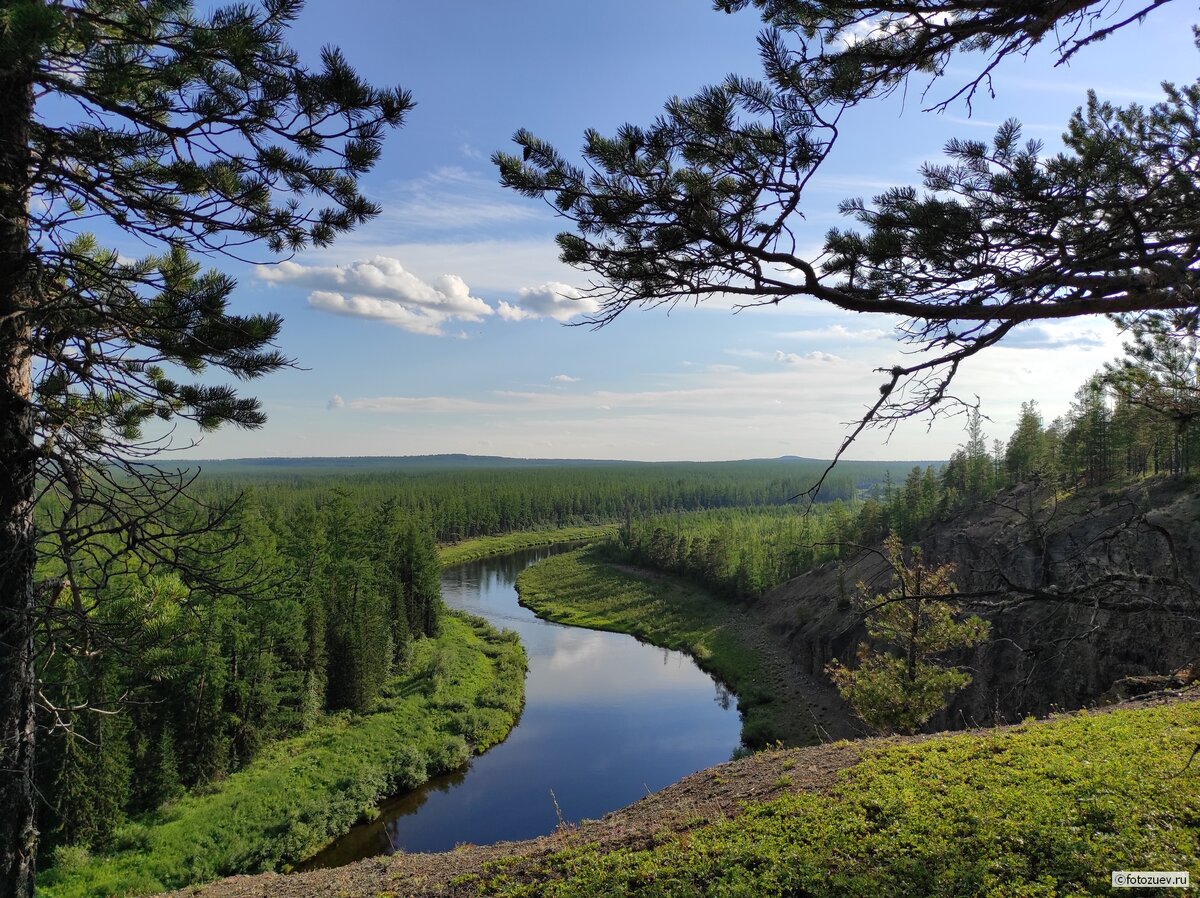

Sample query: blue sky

[167,1,1198,461]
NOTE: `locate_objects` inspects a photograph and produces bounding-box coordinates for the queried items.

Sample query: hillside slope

[758,478,1200,726]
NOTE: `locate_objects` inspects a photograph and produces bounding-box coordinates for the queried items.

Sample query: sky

[157,1,1199,462]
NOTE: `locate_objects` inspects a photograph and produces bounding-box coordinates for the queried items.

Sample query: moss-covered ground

[476,699,1200,897]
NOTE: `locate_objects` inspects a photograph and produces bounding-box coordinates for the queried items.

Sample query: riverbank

[38,612,526,898]
[438,525,617,567]
[515,545,853,747]
[158,690,1200,897]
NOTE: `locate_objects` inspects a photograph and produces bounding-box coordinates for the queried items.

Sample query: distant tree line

[193,459,881,542]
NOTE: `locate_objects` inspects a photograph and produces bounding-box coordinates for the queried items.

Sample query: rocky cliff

[754,478,1200,727]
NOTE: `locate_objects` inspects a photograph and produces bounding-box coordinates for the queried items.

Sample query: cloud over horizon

[775,349,843,364]
[260,256,493,336]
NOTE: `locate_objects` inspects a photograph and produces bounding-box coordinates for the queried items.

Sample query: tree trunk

[906,570,922,686]
[0,51,38,898]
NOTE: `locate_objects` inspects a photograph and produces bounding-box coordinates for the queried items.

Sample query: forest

[35,489,442,858]
[31,453,912,886]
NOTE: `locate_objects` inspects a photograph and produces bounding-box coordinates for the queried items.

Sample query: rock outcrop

[755,479,1200,727]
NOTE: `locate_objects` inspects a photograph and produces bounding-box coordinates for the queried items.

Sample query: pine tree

[498,1,1198,471]
[827,533,989,734]
[0,3,411,889]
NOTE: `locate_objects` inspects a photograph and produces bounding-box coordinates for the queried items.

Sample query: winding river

[304,543,742,867]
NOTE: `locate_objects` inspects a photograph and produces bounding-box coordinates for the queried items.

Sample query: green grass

[516,545,808,746]
[484,700,1200,897]
[439,525,617,567]
[37,612,526,898]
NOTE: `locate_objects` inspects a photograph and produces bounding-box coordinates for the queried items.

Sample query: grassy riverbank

[516,545,813,746]
[439,525,617,567]
[37,612,526,898]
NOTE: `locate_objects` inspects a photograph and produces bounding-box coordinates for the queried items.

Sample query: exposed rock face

[757,480,1200,728]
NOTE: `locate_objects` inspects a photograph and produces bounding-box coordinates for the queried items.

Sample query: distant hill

[175,454,647,473]
[170,453,946,477]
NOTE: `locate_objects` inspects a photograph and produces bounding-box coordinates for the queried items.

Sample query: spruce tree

[395,521,442,639]
[1005,401,1047,485]
[1105,314,1200,474]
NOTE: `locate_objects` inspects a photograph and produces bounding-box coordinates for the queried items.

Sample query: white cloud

[502,282,600,322]
[310,239,572,294]
[775,349,843,364]
[170,326,1120,462]
[327,394,345,410]
[373,167,541,236]
[776,324,891,342]
[1003,75,1166,104]
[346,364,872,421]
[551,374,580,383]
[724,348,772,361]
[307,291,446,336]
[937,114,1061,134]
[833,11,955,55]
[259,256,493,336]
[496,300,536,322]
[349,395,503,413]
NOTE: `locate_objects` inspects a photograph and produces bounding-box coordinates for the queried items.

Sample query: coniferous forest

[35,488,442,858]
[29,455,882,870]
[5,1,1200,896]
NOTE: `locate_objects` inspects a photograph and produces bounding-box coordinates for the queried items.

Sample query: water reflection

[304,543,740,866]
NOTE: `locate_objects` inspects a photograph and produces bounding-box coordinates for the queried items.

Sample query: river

[303,543,742,867]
